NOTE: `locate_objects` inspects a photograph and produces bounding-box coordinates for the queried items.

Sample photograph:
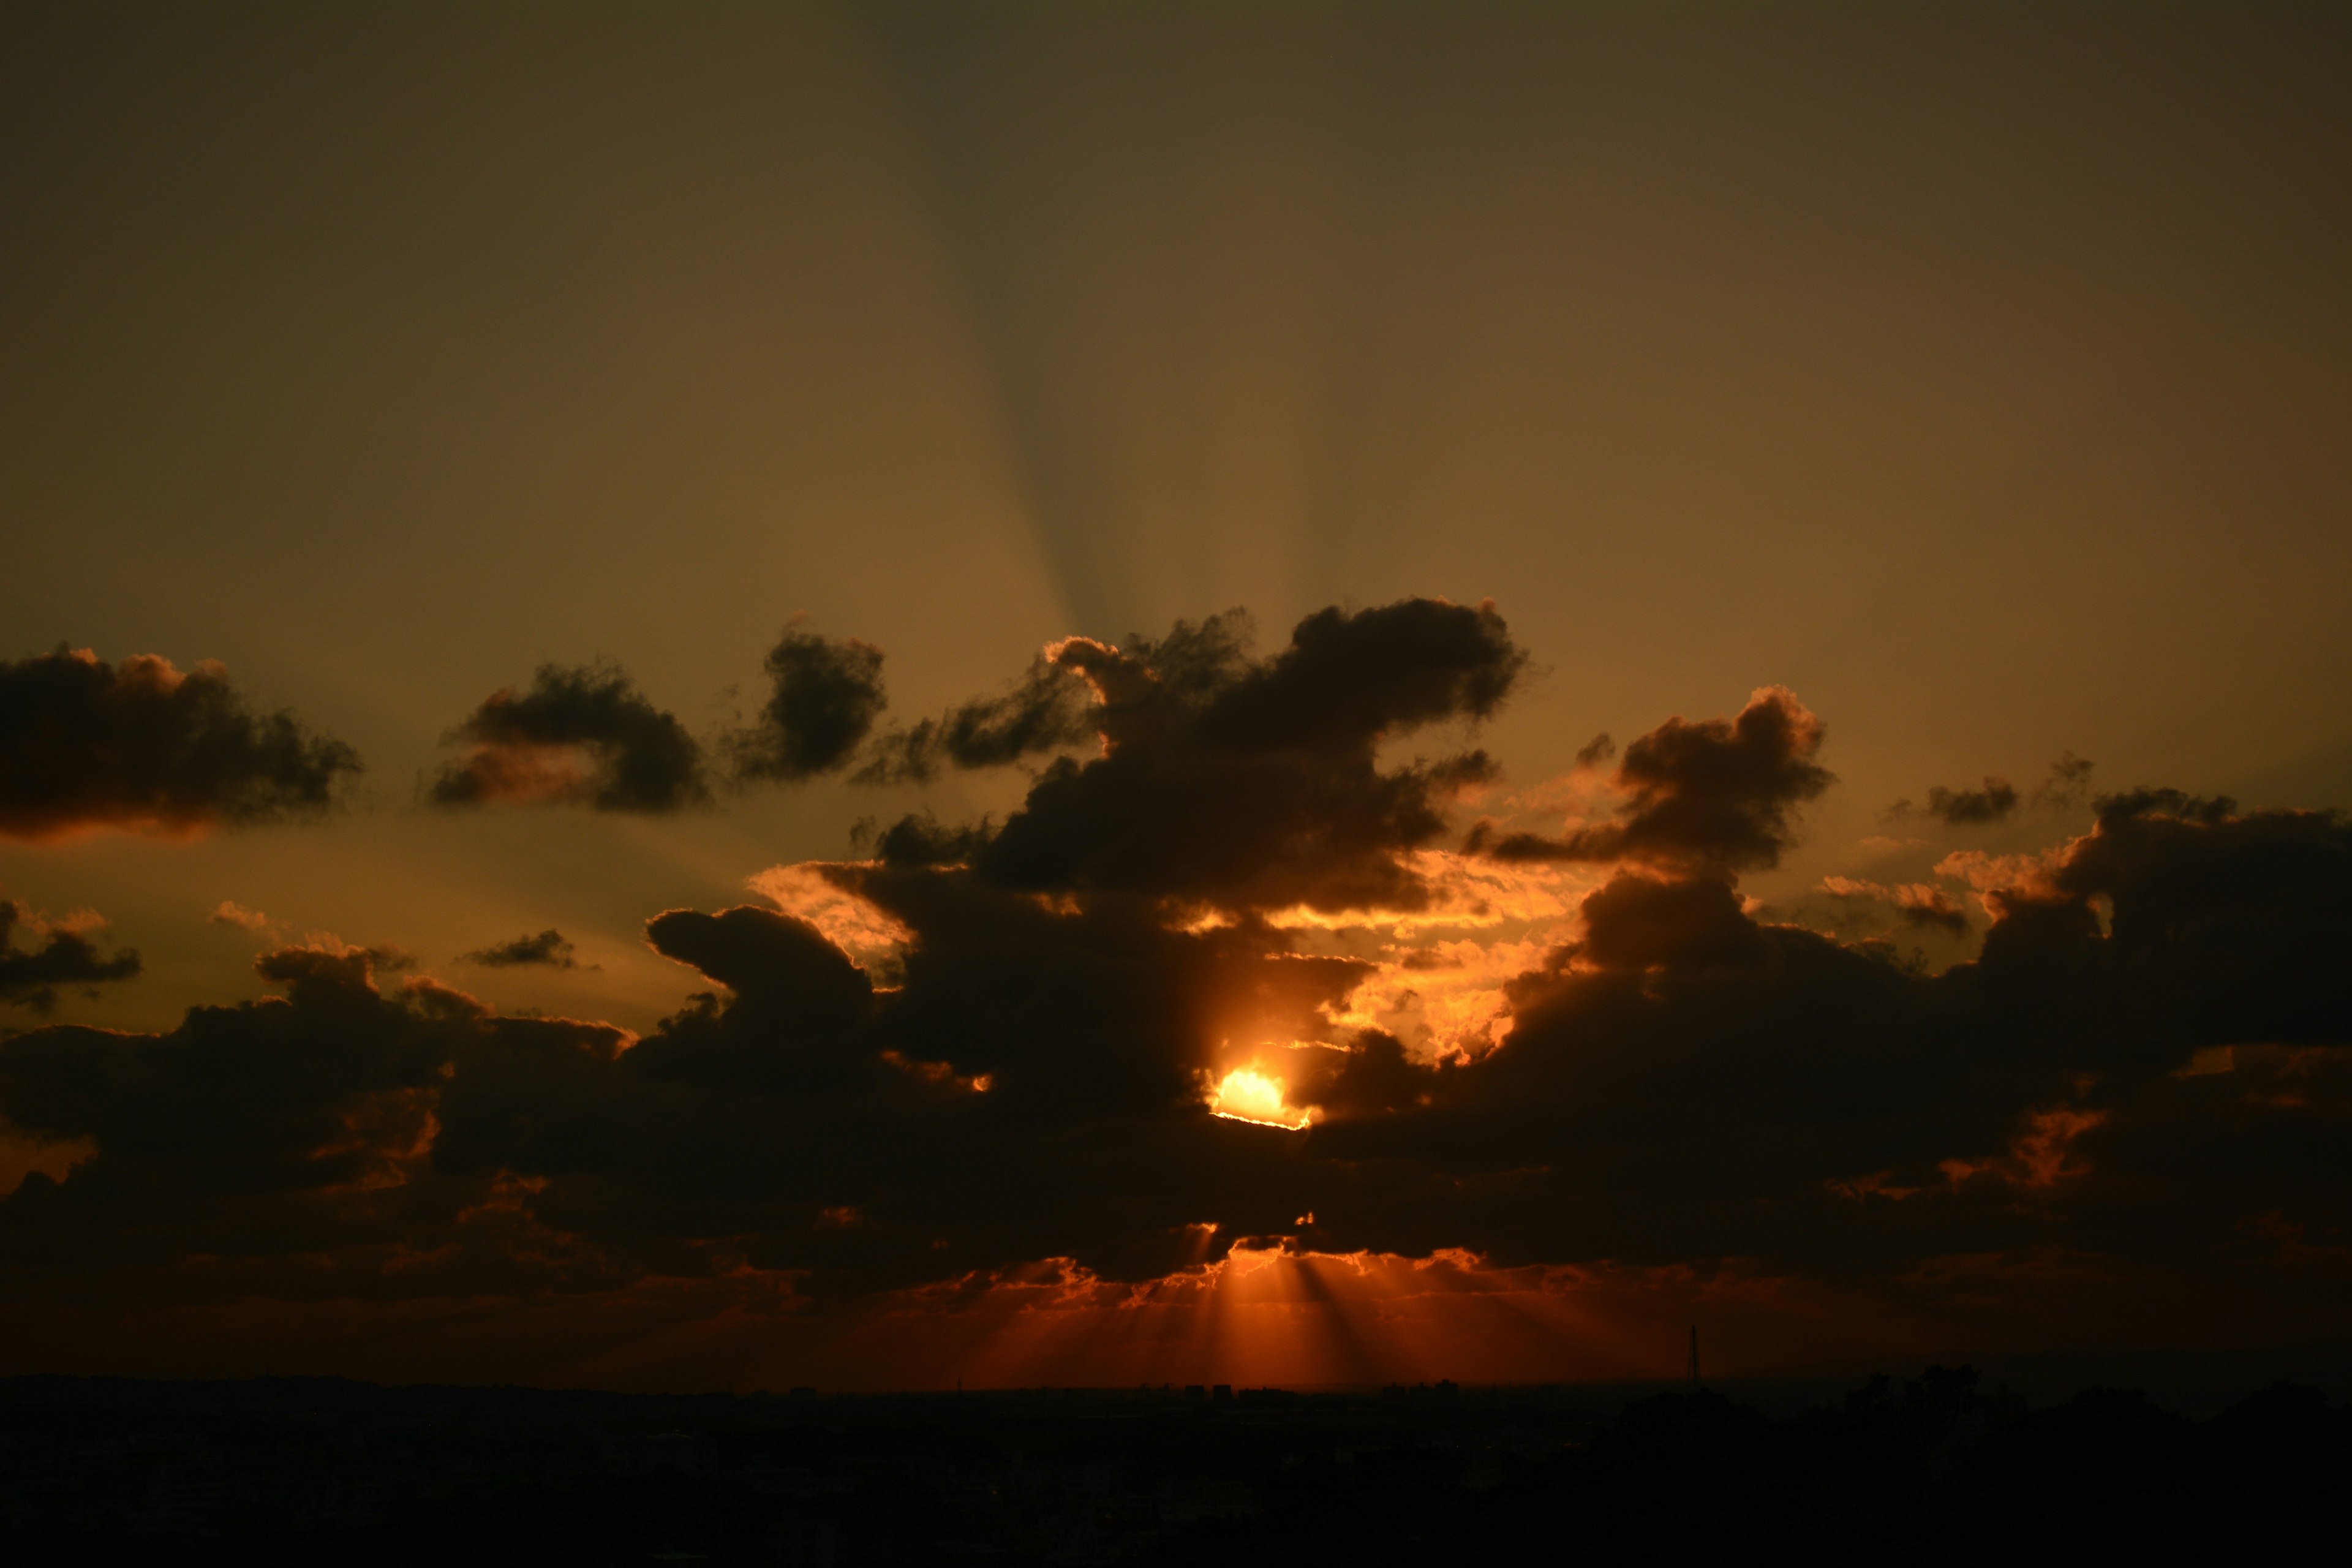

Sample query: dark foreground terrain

[2,1365,2343,1564]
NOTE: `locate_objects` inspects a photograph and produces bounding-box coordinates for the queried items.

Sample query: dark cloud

[729,630,887,782]
[458,929,587,970]
[0,647,361,840]
[1575,733,1617,768]
[1573,873,1777,973]
[853,812,993,867]
[1925,776,2021,824]
[856,652,1099,784]
[2055,790,2352,1048]
[0,903,141,1013]
[1490,686,1833,873]
[430,662,707,813]
[869,599,1527,913]
[1894,755,2097,822]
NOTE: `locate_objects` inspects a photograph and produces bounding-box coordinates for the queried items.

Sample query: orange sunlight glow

[840,1243,1958,1395]
[1257,850,1586,934]
[1208,1068,1311,1130]
[1178,851,1610,1066]
[748,862,917,980]
[1321,933,1559,1063]
[1931,845,2079,918]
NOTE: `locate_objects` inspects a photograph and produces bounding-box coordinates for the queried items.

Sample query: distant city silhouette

[2,1366,2342,1562]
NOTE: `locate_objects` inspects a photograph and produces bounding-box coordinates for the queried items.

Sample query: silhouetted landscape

[6,1362,2345,1563]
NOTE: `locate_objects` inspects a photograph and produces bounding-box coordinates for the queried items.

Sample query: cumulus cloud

[3,606,2347,1372]
[729,629,888,782]
[458,929,589,970]
[1487,686,1833,873]
[0,902,141,1012]
[860,600,1528,914]
[207,900,275,933]
[429,662,707,813]
[0,647,361,840]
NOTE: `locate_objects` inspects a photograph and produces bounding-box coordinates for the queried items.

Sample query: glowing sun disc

[1208,1068,1311,1130]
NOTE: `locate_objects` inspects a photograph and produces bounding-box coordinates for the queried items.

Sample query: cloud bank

[3,600,2346,1381]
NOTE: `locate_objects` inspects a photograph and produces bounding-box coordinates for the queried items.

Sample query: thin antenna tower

[1688,1325,1700,1387]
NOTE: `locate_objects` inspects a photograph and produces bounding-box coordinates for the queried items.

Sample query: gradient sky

[4,2,2349,1390]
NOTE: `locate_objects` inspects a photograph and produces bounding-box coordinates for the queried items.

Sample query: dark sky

[2,2,2348,1390]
